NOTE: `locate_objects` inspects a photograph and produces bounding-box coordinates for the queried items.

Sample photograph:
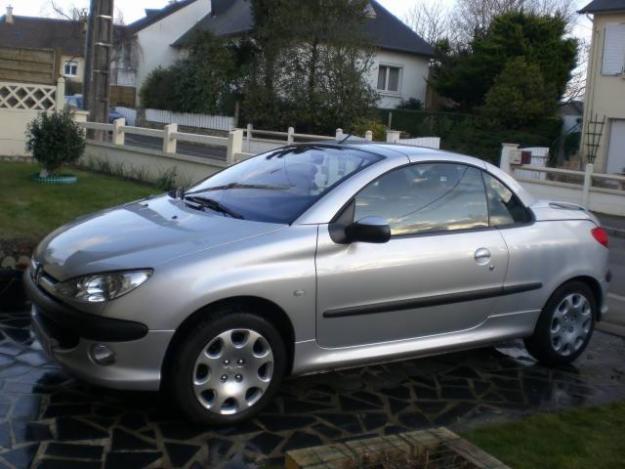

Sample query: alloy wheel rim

[550,293,592,357]
[192,328,274,415]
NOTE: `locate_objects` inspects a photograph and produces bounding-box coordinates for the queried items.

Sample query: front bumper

[24,270,173,391]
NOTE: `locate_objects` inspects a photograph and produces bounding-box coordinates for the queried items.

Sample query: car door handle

[474,248,492,266]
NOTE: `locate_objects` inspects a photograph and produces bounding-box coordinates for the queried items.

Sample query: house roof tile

[171,0,434,57]
[0,15,86,56]
[0,15,127,57]
[579,0,625,14]
[127,0,199,34]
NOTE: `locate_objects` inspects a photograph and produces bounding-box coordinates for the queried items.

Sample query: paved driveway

[1,311,625,468]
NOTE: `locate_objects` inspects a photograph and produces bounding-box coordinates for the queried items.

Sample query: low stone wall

[81,141,228,187]
[0,239,34,271]
[0,239,34,311]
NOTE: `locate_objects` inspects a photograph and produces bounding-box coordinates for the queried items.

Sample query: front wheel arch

[161,296,296,390]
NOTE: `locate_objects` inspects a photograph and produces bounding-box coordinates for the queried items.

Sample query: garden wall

[81,141,228,187]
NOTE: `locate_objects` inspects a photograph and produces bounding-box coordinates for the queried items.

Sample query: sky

[0,0,590,40]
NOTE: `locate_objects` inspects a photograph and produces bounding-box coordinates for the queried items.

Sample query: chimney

[6,5,14,24]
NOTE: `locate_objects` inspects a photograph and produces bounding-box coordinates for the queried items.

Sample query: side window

[354,163,489,236]
[482,172,532,226]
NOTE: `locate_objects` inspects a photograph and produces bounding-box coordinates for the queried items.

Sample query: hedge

[377,108,563,164]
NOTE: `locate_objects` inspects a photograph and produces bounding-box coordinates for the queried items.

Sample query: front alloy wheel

[168,310,286,425]
[193,329,274,415]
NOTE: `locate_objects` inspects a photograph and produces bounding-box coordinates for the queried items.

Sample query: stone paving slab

[0,311,625,468]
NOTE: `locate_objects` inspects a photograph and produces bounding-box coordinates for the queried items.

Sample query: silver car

[25,143,611,424]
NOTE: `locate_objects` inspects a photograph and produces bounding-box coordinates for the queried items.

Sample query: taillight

[592,227,609,248]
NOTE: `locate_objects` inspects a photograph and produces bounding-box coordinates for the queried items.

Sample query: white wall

[135,0,211,103]
[370,50,430,109]
[581,12,625,172]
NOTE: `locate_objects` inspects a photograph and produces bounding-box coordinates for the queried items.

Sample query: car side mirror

[345,216,391,244]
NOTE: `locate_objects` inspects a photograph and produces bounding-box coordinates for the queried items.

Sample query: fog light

[90,344,116,366]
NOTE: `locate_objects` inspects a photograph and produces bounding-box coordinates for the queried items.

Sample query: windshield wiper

[184,196,244,219]
[186,183,289,195]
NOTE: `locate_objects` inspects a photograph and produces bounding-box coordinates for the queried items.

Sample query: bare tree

[450,0,577,44]
[405,0,451,45]
[566,38,590,101]
[49,1,88,21]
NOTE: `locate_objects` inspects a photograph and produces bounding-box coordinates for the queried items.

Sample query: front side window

[377,65,401,92]
[186,146,381,224]
[354,163,489,236]
[64,61,78,77]
[482,173,532,226]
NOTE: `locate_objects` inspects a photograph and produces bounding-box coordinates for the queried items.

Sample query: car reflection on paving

[1,310,625,468]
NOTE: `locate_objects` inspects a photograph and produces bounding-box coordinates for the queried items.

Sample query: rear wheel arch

[162,296,296,386]
[548,276,603,319]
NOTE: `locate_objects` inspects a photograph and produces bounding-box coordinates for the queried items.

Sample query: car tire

[167,306,287,425]
[525,281,596,366]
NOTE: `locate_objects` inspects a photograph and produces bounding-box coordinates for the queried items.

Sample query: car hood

[35,195,286,281]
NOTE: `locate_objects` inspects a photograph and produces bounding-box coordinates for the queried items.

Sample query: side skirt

[291,310,540,376]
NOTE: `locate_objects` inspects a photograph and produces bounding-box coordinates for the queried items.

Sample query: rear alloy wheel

[169,310,286,425]
[525,281,596,366]
[548,294,593,357]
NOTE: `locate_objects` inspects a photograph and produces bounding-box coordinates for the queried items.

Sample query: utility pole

[83,0,114,127]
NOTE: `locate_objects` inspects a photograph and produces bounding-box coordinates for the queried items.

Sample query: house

[0,6,85,89]
[0,6,133,104]
[119,0,434,109]
[579,0,625,174]
[560,101,584,135]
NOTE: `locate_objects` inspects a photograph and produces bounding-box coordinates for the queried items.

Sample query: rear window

[482,173,532,226]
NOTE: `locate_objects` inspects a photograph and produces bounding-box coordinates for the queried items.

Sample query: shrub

[396,98,423,111]
[26,111,85,175]
[482,58,557,129]
[352,118,386,141]
[139,67,181,112]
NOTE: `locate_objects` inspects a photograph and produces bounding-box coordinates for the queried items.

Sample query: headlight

[55,270,152,303]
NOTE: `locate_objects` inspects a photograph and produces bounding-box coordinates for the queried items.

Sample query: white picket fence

[399,136,441,149]
[500,143,625,217]
[145,109,235,131]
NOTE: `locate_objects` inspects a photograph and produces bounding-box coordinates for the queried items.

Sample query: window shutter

[602,24,625,75]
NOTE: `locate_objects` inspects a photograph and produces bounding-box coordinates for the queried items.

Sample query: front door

[316,163,509,348]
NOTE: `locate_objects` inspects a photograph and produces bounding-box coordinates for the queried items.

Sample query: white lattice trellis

[0,82,56,111]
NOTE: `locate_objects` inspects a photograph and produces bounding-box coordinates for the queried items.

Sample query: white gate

[0,79,64,156]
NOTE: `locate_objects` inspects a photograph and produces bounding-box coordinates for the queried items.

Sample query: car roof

[304,142,489,167]
[292,142,535,225]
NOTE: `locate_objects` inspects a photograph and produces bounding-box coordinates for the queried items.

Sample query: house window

[64,61,78,77]
[602,24,625,75]
[377,65,401,93]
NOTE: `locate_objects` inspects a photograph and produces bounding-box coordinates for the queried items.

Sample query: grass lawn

[463,401,625,468]
[0,162,157,241]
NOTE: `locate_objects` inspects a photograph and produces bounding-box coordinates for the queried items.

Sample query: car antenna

[339,133,353,144]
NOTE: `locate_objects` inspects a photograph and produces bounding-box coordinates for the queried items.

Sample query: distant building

[117,0,434,109]
[0,6,85,87]
[579,0,625,174]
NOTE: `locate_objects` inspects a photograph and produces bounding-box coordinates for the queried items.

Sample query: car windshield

[185,146,381,224]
